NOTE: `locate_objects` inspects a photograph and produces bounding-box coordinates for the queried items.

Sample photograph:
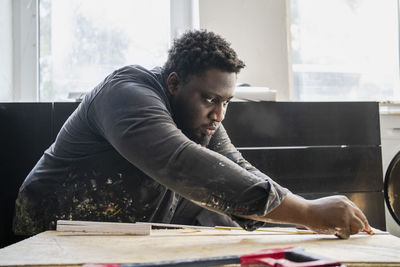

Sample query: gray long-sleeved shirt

[18,65,289,231]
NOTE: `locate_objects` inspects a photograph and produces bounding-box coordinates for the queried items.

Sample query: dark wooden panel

[0,103,53,247]
[53,102,80,139]
[0,103,53,198]
[224,102,380,147]
[240,146,383,193]
[300,192,386,231]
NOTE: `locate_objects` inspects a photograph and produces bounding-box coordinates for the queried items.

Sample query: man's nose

[210,104,225,122]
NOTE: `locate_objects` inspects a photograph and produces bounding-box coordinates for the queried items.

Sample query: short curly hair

[162,30,245,82]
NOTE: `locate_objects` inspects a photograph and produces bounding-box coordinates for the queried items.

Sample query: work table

[0,228,399,266]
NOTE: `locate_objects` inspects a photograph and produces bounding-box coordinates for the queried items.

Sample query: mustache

[206,122,219,129]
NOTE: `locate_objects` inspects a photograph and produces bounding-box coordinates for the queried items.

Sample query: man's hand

[304,195,372,239]
[240,193,372,239]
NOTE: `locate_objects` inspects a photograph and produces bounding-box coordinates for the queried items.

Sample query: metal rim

[384,151,400,226]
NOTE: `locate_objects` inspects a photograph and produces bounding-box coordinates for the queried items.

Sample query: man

[14,30,371,239]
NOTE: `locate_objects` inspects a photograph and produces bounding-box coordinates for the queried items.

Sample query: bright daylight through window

[290,0,400,101]
[39,0,170,101]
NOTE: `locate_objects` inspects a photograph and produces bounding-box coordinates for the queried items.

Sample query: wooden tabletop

[1,228,400,266]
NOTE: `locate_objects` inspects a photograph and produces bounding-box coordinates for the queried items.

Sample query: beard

[196,133,212,147]
[183,129,212,147]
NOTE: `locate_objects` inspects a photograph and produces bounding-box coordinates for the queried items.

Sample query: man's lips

[204,124,218,135]
[205,128,215,135]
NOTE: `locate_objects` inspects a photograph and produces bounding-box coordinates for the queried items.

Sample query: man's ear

[166,72,180,95]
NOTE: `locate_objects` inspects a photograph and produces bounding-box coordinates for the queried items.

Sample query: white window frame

[12,0,199,102]
[12,0,39,102]
[170,0,199,41]
[285,0,295,100]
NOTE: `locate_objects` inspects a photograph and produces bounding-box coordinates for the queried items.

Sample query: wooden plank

[56,220,151,235]
[224,102,380,146]
[48,102,382,147]
[137,222,214,230]
[240,146,383,193]
[49,102,382,146]
[138,222,316,234]
[0,229,399,266]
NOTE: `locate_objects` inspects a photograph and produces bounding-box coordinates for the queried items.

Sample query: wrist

[292,195,314,228]
[263,193,312,226]
[302,198,318,229]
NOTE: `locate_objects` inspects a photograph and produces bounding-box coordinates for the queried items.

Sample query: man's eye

[206,98,217,104]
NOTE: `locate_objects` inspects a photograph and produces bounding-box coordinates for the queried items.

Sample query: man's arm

[209,124,372,239]
[240,193,372,239]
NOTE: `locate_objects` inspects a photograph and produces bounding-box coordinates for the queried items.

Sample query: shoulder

[90,65,171,110]
[112,65,163,87]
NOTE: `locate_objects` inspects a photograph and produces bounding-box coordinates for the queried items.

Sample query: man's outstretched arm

[240,193,373,239]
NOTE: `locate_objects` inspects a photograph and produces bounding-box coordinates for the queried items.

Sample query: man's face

[167,69,236,146]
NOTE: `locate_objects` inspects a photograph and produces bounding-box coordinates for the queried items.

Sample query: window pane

[0,0,13,101]
[290,0,400,101]
[39,0,170,101]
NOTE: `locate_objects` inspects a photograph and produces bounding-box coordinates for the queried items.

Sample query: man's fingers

[356,210,372,233]
[345,199,372,233]
[350,215,365,235]
[335,227,350,239]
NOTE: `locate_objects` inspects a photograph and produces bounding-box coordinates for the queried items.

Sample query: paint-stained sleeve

[89,82,286,230]
[208,124,291,229]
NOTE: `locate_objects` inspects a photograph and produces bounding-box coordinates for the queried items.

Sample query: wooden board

[240,146,383,193]
[0,228,400,266]
[56,220,151,235]
[224,102,380,146]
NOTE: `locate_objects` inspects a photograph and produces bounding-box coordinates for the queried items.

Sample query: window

[290,0,400,101]
[0,0,13,101]
[39,0,171,101]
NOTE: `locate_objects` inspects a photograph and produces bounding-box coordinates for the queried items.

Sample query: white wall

[199,0,291,100]
[0,0,13,101]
